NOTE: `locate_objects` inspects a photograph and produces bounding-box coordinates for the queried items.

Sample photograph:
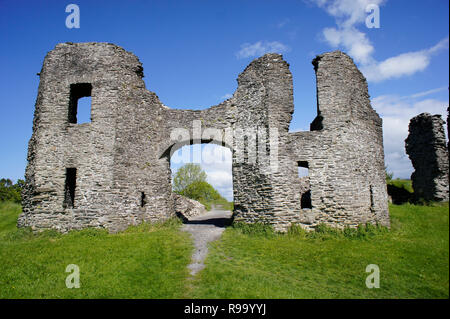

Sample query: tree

[173,163,207,193]
[0,178,24,203]
[180,181,222,202]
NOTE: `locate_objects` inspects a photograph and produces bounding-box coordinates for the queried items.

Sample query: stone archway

[19,42,390,233]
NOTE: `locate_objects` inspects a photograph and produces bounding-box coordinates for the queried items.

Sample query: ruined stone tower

[405,113,449,202]
[18,42,390,232]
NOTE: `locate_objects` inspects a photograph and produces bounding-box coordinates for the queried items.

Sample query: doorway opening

[170,143,233,224]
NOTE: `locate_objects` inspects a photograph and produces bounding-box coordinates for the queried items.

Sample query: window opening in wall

[140,192,146,208]
[298,161,309,177]
[64,168,77,208]
[301,190,312,209]
[68,83,92,124]
[298,161,311,208]
[369,185,374,211]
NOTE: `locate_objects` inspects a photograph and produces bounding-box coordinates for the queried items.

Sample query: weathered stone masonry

[18,42,390,232]
[405,113,449,202]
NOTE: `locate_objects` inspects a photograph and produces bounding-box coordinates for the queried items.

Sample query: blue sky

[0,0,448,201]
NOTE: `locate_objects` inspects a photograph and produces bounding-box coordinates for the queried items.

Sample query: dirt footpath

[181,206,232,276]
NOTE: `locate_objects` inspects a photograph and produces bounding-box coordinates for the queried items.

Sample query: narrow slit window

[140,192,146,208]
[64,168,77,208]
[298,161,309,178]
[68,83,92,124]
[369,185,374,211]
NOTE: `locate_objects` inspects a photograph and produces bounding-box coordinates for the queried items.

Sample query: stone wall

[286,52,390,229]
[18,42,390,232]
[173,194,207,220]
[405,113,449,202]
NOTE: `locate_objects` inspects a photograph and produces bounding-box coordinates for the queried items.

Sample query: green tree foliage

[173,164,232,210]
[173,163,207,193]
[179,180,222,203]
[0,178,24,203]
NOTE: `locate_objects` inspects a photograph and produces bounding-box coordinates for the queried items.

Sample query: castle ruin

[18,42,390,232]
[405,113,449,202]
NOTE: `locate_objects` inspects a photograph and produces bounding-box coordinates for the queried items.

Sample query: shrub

[0,178,24,203]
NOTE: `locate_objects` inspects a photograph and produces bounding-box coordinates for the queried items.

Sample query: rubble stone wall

[18,42,390,232]
[405,113,449,202]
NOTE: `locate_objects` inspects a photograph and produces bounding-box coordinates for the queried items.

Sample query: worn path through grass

[1,201,448,298]
[181,207,232,276]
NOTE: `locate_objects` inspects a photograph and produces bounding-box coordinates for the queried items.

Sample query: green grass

[0,201,21,234]
[387,179,413,193]
[1,201,448,299]
[0,202,193,298]
[191,203,449,298]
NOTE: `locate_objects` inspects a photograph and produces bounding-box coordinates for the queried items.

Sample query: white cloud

[361,38,449,82]
[313,0,383,64]
[207,170,232,188]
[220,93,233,100]
[365,51,430,81]
[201,145,233,200]
[409,86,447,99]
[372,91,448,178]
[311,0,449,82]
[428,36,450,54]
[323,26,374,64]
[314,0,385,27]
[236,41,290,59]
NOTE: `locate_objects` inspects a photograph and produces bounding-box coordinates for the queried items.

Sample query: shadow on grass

[387,184,414,204]
[184,217,233,227]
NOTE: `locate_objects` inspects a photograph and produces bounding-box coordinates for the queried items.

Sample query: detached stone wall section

[18,42,390,232]
[405,113,449,202]
[174,194,207,220]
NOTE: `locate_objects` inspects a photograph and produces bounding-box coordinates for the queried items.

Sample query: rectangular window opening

[64,168,77,208]
[298,161,311,209]
[68,83,92,124]
[298,161,309,178]
[369,185,374,211]
[301,190,312,209]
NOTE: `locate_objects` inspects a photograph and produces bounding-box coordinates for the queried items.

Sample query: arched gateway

[18,42,390,232]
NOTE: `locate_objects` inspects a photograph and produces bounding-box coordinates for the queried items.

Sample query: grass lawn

[387,179,413,193]
[0,201,448,298]
[191,203,449,298]
[0,202,193,298]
